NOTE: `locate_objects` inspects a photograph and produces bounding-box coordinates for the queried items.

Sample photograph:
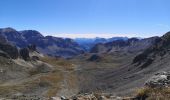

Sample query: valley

[0,28,170,99]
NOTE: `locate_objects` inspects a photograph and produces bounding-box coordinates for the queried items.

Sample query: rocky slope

[0,34,19,59]
[67,31,170,98]
[90,37,159,54]
[133,31,170,68]
[0,27,84,58]
[0,35,74,99]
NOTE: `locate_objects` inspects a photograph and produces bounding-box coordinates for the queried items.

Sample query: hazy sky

[0,0,170,38]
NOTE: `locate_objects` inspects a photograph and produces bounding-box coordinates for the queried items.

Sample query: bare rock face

[19,48,30,61]
[28,44,37,52]
[87,54,102,62]
[90,37,159,54]
[0,34,7,43]
[0,30,19,59]
[0,37,19,59]
[145,71,170,88]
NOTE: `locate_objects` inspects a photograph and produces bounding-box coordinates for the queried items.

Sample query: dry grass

[40,72,63,97]
[0,72,63,98]
[0,56,77,99]
[40,56,75,71]
[135,87,170,100]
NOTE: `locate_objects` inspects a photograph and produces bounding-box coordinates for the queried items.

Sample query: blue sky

[0,0,170,38]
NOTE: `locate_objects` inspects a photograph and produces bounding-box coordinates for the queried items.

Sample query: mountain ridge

[0,27,84,58]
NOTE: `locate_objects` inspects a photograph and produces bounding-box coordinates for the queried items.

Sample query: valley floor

[0,52,170,100]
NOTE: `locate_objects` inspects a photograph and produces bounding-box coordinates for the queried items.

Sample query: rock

[0,34,19,59]
[27,44,37,52]
[0,43,19,59]
[0,51,10,58]
[60,96,67,100]
[51,97,61,100]
[87,54,102,62]
[19,48,30,61]
[31,56,39,61]
[145,71,170,87]
[0,34,7,43]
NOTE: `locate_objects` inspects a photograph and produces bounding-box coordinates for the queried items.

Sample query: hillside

[0,36,78,99]
[90,37,159,54]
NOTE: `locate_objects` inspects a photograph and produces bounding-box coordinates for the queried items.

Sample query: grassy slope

[1,51,169,99]
[0,56,67,99]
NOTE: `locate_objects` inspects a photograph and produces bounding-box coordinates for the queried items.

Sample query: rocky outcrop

[87,54,102,62]
[19,44,43,61]
[19,48,30,61]
[145,72,170,88]
[27,44,37,52]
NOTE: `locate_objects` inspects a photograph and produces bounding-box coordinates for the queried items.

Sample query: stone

[19,48,30,61]
[145,71,170,87]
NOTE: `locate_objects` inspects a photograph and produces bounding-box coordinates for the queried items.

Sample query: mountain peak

[20,30,44,39]
[162,31,170,41]
[0,27,17,32]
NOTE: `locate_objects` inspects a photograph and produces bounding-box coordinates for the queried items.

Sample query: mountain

[90,37,159,54]
[133,31,170,68]
[0,27,84,58]
[74,37,128,51]
[0,28,27,47]
[0,34,19,59]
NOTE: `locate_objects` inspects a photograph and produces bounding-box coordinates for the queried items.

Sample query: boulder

[145,71,170,87]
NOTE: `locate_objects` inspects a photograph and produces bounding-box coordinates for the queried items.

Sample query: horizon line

[50,33,160,39]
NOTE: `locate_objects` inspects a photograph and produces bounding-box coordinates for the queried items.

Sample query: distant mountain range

[74,37,129,51]
[0,27,138,57]
[90,37,159,54]
[0,27,84,58]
